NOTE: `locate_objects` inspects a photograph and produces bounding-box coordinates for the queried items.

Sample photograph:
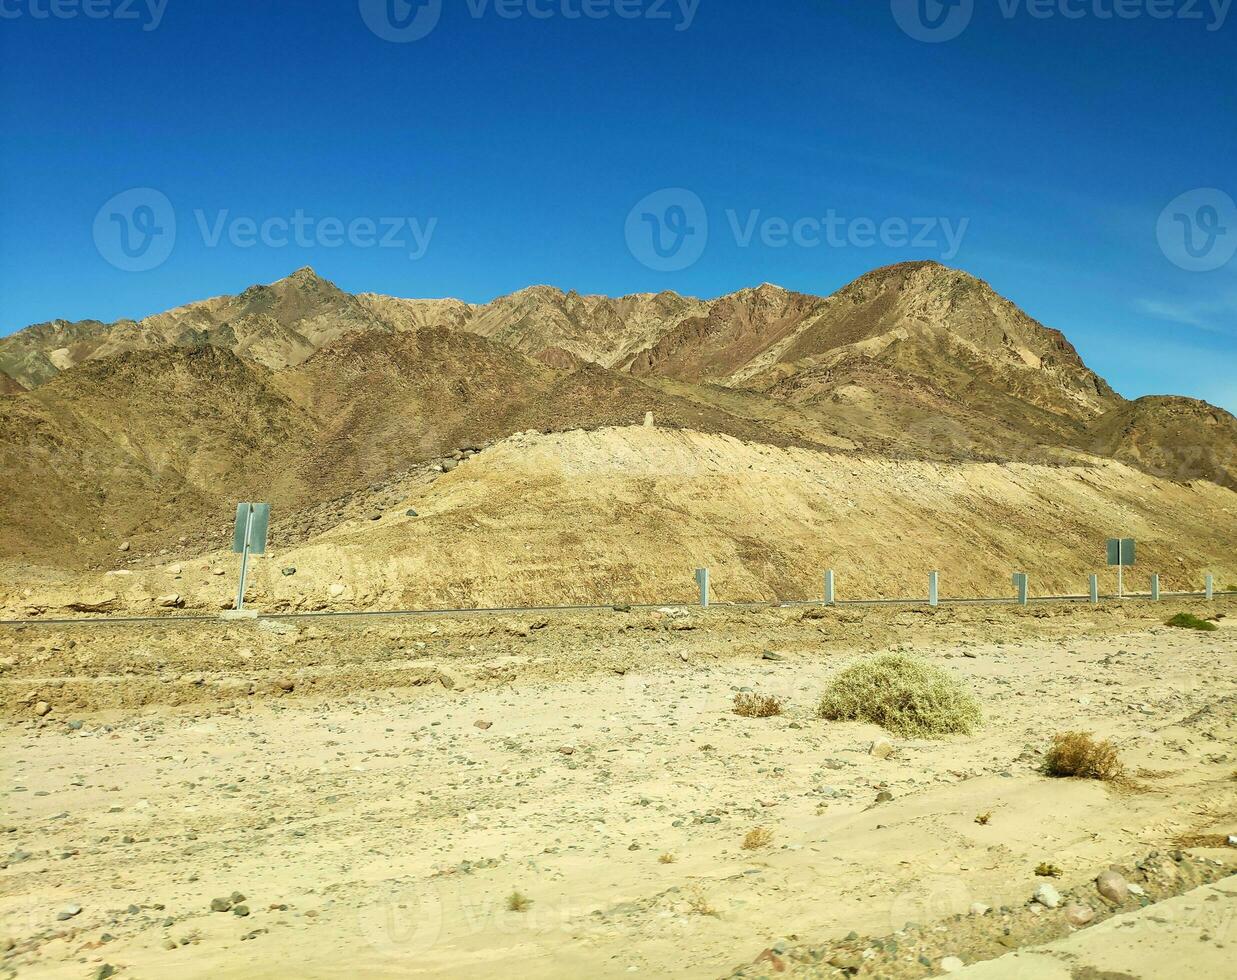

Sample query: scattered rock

[1033,883,1061,908]
[281,567,297,577]
[119,542,130,552]
[1065,904,1095,926]
[276,679,295,693]
[969,902,991,916]
[34,700,51,717]
[1096,869,1129,904]
[762,651,785,661]
[156,594,184,608]
[232,904,250,917]
[474,720,493,730]
[210,897,233,912]
[940,956,965,973]
[328,583,345,598]
[558,745,575,756]
[405,509,418,518]
[874,790,893,804]
[56,904,82,920]
[869,739,894,759]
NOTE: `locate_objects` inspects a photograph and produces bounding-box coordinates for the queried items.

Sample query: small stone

[762,651,784,661]
[1065,904,1095,926]
[1034,883,1061,908]
[1096,869,1129,904]
[828,953,861,974]
[940,956,965,973]
[119,542,130,552]
[405,509,418,518]
[281,567,297,576]
[156,594,183,608]
[969,902,991,916]
[34,700,51,717]
[875,790,893,804]
[474,720,493,730]
[94,966,116,980]
[276,679,294,693]
[210,897,232,912]
[870,739,894,759]
[232,904,250,917]
[557,746,575,756]
[328,583,345,597]
[56,904,82,920]
[1127,883,1146,896]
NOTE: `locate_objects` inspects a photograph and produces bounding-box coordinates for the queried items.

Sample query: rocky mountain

[1,261,1233,570]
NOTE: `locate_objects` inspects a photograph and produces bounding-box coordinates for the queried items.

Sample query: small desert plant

[817,653,981,738]
[733,692,783,718]
[1042,731,1125,781]
[658,853,676,864]
[974,811,991,826]
[685,888,718,917]
[1165,613,1218,631]
[506,891,532,912]
[1035,862,1062,877]
[741,827,773,850]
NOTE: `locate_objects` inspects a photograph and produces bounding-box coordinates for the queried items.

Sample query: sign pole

[236,504,254,612]
[1117,564,1123,600]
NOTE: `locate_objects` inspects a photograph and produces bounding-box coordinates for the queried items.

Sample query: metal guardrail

[1,590,1232,629]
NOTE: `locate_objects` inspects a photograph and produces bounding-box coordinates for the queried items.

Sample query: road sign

[232,503,270,612]
[233,503,270,555]
[1106,537,1135,599]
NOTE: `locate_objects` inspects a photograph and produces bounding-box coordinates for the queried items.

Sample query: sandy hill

[7,425,1232,616]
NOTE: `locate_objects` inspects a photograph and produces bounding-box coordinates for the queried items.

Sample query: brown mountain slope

[0,328,825,568]
[0,371,24,395]
[1,263,1232,492]
[1085,396,1237,489]
[0,345,320,563]
[0,268,390,387]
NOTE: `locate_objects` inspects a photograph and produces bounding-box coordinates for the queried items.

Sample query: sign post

[1106,538,1135,599]
[928,571,939,608]
[1012,572,1029,606]
[694,568,710,609]
[232,503,271,613]
[824,569,835,606]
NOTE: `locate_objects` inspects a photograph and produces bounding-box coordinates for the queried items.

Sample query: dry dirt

[2,599,1234,979]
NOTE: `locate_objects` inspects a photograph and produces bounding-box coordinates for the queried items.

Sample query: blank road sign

[232,503,271,555]
[1106,538,1135,567]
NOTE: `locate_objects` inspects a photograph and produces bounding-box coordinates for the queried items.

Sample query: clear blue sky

[1,0,1234,410]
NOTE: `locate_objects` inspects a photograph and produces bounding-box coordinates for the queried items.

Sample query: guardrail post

[1013,572,1029,606]
[928,571,939,608]
[695,568,710,609]
[1205,574,1214,600]
[1150,574,1160,601]
[1089,574,1099,604]
[824,569,835,606]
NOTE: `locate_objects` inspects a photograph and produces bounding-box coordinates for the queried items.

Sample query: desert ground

[2,599,1233,979]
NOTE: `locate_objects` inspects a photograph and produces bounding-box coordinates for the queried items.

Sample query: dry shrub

[741,827,773,850]
[1042,731,1125,781]
[506,891,532,912]
[816,653,981,738]
[685,888,718,917]
[733,692,783,718]
[658,853,676,864]
[1165,613,1218,631]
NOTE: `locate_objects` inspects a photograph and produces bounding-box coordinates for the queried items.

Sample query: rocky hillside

[1,262,1234,573]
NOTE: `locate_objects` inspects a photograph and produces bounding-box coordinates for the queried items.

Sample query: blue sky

[1,0,1234,410]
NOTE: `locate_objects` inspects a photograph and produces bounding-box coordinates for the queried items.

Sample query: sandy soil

[1,600,1234,978]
